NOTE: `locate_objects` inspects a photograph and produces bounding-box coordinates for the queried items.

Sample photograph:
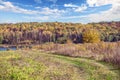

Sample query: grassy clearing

[0,50,119,80]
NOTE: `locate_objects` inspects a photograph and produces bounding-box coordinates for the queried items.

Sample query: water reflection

[0,47,16,51]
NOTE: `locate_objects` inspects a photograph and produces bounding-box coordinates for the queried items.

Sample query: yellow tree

[82,29,100,43]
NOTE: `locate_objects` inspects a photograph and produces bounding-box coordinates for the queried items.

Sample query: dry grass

[34,42,120,66]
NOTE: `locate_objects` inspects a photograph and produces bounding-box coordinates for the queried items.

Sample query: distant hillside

[89,21,120,29]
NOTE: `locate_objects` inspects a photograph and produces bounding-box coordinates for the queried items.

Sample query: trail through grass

[0,50,119,80]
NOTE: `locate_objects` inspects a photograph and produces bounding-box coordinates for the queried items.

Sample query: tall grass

[34,42,120,66]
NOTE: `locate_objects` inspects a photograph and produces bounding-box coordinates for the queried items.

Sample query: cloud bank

[0,0,120,23]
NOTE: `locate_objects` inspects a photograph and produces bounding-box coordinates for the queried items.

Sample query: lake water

[0,47,17,51]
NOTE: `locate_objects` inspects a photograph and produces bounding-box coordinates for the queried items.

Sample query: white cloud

[88,12,120,23]
[74,4,87,12]
[0,0,65,15]
[60,15,86,19]
[84,0,120,22]
[41,7,65,15]
[64,3,87,12]
[86,0,97,7]
[23,16,49,21]
[64,3,78,7]
[0,5,4,9]
[86,12,118,22]
[0,0,119,23]
[64,0,120,13]
[0,1,38,14]
[35,6,41,9]
[60,0,120,23]
[86,0,120,7]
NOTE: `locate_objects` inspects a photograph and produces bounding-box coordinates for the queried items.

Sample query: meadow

[0,50,119,80]
[0,22,120,80]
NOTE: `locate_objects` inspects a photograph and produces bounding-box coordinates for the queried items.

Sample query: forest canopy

[0,21,120,44]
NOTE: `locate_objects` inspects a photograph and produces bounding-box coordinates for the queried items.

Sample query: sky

[0,0,120,23]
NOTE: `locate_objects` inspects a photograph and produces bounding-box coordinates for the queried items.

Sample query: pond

[0,47,17,51]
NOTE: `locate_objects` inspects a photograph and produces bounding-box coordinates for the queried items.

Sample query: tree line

[0,21,119,44]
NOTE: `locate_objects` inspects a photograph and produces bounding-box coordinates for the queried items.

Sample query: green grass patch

[0,50,119,80]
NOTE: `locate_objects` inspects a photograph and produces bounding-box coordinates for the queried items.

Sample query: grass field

[0,50,119,80]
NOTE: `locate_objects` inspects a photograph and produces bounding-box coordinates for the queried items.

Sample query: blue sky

[0,0,120,23]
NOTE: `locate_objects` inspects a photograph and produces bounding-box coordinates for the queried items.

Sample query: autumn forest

[0,21,120,45]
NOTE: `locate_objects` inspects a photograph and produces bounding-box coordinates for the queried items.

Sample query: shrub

[57,37,67,44]
[0,36,3,44]
[82,29,100,43]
